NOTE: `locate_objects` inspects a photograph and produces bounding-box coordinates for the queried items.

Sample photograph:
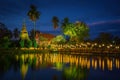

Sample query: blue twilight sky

[0,0,120,38]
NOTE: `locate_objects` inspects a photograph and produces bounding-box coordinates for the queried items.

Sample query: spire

[20,19,30,40]
[23,18,26,26]
[21,19,27,33]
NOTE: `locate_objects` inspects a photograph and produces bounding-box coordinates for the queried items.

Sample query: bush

[19,40,24,48]
[0,36,11,49]
[33,39,37,48]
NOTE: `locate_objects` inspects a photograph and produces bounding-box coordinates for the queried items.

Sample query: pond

[0,52,120,80]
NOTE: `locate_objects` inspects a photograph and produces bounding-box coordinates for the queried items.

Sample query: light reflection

[102,60,105,70]
[14,53,120,80]
[15,53,120,71]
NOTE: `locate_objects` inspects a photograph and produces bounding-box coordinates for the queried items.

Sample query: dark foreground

[0,52,120,80]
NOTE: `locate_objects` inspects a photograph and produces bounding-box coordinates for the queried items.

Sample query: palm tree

[52,16,59,29]
[61,17,69,29]
[27,4,40,39]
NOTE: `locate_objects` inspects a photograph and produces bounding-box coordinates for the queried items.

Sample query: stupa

[20,21,30,40]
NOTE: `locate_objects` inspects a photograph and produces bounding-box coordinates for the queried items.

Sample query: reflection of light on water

[20,63,28,80]
[92,59,94,69]
[116,59,120,69]
[87,59,90,69]
[16,54,29,80]
[107,58,113,70]
[15,53,120,71]
[102,60,105,70]
[99,58,101,69]
[94,59,97,69]
[14,53,120,80]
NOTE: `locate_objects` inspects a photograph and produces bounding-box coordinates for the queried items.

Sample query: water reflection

[16,53,120,70]
[0,53,120,80]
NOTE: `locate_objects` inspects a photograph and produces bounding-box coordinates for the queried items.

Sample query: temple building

[20,22,30,40]
[35,31,55,45]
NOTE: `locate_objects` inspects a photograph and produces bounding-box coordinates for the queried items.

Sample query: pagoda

[20,22,30,40]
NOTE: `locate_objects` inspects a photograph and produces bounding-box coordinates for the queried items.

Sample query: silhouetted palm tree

[61,17,69,29]
[27,4,40,38]
[52,16,59,29]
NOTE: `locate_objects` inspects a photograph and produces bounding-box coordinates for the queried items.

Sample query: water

[0,52,120,80]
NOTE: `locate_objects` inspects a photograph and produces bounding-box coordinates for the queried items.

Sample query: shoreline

[0,48,120,54]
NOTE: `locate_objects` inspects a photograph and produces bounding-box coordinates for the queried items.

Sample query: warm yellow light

[102,44,105,46]
[107,46,110,48]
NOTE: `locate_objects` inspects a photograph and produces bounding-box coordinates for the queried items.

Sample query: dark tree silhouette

[61,17,69,29]
[27,4,40,38]
[94,32,113,44]
[52,16,59,29]
[13,28,19,39]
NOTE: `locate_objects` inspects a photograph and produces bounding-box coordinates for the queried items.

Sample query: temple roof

[20,21,30,40]
[21,22,27,33]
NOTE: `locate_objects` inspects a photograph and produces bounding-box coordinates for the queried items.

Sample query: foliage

[63,23,77,38]
[27,4,40,39]
[33,39,37,48]
[112,36,120,44]
[0,25,12,39]
[94,32,113,44]
[0,23,12,38]
[27,5,40,22]
[62,21,89,42]
[52,35,66,43]
[47,45,51,50]
[0,36,11,49]
[19,39,33,48]
[24,40,32,48]
[52,16,59,29]
[10,40,19,48]
[19,40,24,48]
[74,21,89,41]
[28,40,32,48]
[61,17,70,29]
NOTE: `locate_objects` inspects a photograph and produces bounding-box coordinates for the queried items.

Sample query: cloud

[88,19,120,26]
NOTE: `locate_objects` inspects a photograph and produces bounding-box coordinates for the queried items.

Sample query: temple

[35,31,55,45]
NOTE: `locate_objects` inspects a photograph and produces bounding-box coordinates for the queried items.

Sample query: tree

[113,36,120,44]
[19,40,24,48]
[13,28,19,39]
[28,40,32,48]
[6,30,13,39]
[27,4,40,39]
[94,32,113,44]
[52,16,59,29]
[74,21,89,42]
[2,37,11,49]
[24,40,32,48]
[62,21,89,42]
[52,35,66,44]
[63,23,77,39]
[33,39,37,48]
[0,22,13,39]
[61,17,69,29]
[29,29,34,40]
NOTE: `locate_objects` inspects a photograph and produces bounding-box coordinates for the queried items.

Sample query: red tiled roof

[36,32,55,41]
